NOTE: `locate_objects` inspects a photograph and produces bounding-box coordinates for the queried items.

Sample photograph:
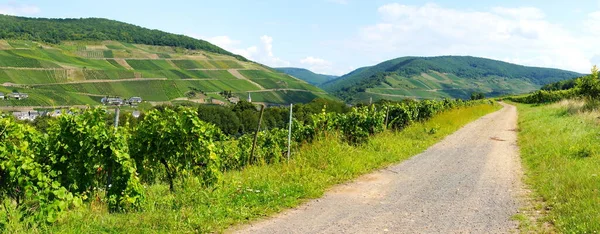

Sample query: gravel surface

[233,103,524,234]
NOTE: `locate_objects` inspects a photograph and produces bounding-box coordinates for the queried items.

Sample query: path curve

[234,103,524,233]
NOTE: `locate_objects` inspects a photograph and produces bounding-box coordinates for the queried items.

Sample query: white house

[101,97,124,106]
[50,110,62,117]
[228,96,240,104]
[9,92,28,100]
[0,92,4,100]
[13,111,39,121]
[127,97,143,105]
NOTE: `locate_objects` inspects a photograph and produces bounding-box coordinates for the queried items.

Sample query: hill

[275,67,337,85]
[0,16,331,107]
[0,14,244,60]
[323,56,581,102]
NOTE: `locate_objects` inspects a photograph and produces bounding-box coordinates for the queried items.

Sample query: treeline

[541,78,579,91]
[507,66,599,104]
[334,72,391,102]
[0,15,246,61]
[170,98,349,136]
[1,97,493,230]
[385,56,580,84]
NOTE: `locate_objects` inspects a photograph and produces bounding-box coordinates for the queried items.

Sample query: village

[4,95,144,121]
[2,92,272,122]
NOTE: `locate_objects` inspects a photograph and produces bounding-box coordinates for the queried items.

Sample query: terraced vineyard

[0,40,330,106]
[324,56,580,103]
[364,72,540,101]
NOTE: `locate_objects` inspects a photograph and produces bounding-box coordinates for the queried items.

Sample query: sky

[1,0,600,76]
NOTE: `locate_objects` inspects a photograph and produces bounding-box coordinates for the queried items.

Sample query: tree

[197,105,241,136]
[577,65,600,99]
[470,92,485,100]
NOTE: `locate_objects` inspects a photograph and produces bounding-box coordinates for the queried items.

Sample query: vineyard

[0,98,493,231]
[125,60,177,70]
[0,40,330,106]
[0,69,69,84]
[506,66,598,104]
[0,51,60,68]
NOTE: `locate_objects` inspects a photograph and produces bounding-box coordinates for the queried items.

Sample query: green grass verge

[515,103,600,232]
[38,103,499,233]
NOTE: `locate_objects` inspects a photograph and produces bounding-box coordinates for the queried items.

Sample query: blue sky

[1,0,600,75]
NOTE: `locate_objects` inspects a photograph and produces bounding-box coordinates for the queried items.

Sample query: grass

[514,101,600,232]
[20,103,500,233]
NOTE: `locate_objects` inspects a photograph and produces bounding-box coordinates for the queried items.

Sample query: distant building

[0,92,4,100]
[101,97,124,106]
[210,99,226,105]
[13,111,40,121]
[9,92,28,100]
[228,96,240,104]
[50,110,62,117]
[127,97,143,105]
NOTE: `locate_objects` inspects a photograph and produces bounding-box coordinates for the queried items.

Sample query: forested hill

[323,56,581,102]
[0,14,245,60]
[275,67,337,85]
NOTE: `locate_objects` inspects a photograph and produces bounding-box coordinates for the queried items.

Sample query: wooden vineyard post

[114,107,120,130]
[250,105,265,165]
[287,103,293,161]
[384,105,390,130]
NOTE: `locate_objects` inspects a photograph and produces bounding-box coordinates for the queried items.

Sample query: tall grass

[24,104,499,233]
[515,102,600,232]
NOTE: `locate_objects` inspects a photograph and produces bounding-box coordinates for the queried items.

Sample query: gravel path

[234,103,523,234]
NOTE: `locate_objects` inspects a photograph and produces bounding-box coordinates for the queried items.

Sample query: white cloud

[260,35,274,57]
[191,34,289,67]
[327,0,348,5]
[491,7,545,20]
[353,3,598,73]
[199,35,259,59]
[585,11,600,34]
[258,35,290,67]
[300,56,334,74]
[0,3,40,15]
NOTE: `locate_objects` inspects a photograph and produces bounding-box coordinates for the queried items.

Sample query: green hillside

[323,56,581,102]
[0,17,331,107]
[275,67,337,85]
[0,14,244,60]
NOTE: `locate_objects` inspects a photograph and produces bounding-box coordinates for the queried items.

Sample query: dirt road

[234,103,523,233]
